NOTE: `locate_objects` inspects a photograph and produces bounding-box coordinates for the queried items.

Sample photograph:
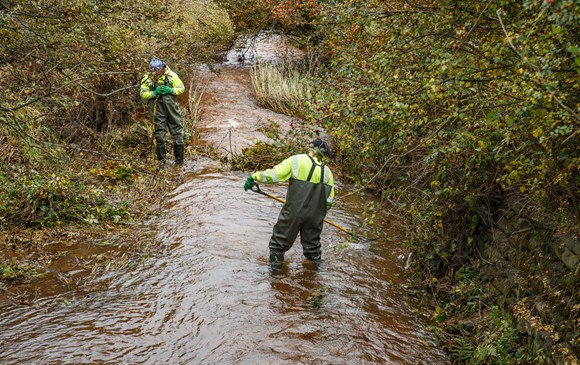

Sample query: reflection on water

[0,166,449,364]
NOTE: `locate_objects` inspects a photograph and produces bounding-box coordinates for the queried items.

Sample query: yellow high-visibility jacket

[140,67,185,100]
[252,154,334,208]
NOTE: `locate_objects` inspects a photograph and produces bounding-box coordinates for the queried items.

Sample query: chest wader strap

[164,74,172,86]
[306,155,325,183]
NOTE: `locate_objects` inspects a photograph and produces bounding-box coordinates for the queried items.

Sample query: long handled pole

[251,183,352,235]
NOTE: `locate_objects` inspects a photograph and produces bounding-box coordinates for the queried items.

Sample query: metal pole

[251,183,352,235]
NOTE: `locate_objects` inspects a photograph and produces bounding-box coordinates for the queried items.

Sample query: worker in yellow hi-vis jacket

[244,139,335,270]
[140,58,185,167]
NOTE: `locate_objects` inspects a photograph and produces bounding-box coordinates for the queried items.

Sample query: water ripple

[0,169,449,365]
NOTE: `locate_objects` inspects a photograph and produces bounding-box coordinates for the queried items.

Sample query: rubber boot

[307,258,322,271]
[156,144,167,167]
[269,251,284,273]
[174,144,184,165]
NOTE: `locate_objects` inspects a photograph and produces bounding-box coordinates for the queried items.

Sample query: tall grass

[186,69,207,132]
[250,61,310,117]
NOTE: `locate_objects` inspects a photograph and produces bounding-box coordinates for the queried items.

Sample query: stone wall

[477,199,579,364]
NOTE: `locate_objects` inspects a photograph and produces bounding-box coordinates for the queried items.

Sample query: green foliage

[307,0,579,272]
[443,308,548,365]
[216,0,323,32]
[0,170,130,227]
[90,161,135,182]
[0,110,138,227]
[215,0,272,31]
[0,0,234,134]
[431,268,551,364]
[0,0,235,228]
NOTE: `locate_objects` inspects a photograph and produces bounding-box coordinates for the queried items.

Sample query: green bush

[307,0,578,274]
[0,171,130,227]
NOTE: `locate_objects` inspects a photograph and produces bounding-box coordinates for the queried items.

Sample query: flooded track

[0,164,449,364]
[0,32,450,364]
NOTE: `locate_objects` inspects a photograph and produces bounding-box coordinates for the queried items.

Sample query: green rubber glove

[243,175,255,191]
[152,86,163,97]
[160,85,173,95]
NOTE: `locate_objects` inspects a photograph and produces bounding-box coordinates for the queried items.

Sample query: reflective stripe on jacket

[140,67,185,100]
[252,154,335,207]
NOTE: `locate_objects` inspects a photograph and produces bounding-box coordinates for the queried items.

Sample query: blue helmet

[149,58,164,71]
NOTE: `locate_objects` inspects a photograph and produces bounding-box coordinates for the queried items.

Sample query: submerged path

[0,33,450,364]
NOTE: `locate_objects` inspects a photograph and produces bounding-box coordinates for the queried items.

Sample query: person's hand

[160,85,173,95]
[152,86,163,97]
[243,175,254,191]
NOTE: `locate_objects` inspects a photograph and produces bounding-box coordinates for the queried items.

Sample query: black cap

[311,138,330,156]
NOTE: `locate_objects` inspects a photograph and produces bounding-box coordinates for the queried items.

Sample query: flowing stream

[0,32,450,365]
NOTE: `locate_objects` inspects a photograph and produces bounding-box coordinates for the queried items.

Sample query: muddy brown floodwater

[0,32,450,364]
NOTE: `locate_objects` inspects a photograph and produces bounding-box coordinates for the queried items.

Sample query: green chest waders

[269,156,330,265]
[150,75,184,164]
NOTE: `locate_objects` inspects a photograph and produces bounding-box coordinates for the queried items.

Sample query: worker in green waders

[140,58,185,167]
[244,138,335,271]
